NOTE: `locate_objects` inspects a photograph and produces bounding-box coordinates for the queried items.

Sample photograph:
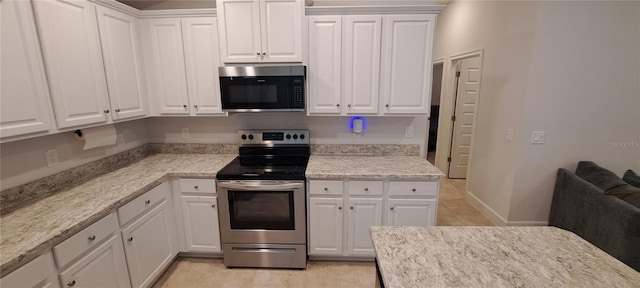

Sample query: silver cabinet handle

[194,185,199,189]
[211,204,216,208]
[390,207,394,211]
[350,206,354,210]
[348,104,351,108]
[257,52,260,56]
[218,181,303,191]
[194,105,198,109]
[385,104,389,108]
[128,237,133,241]
[324,187,328,191]
[338,206,342,210]
[412,188,417,192]
[364,188,368,191]
[67,280,76,287]
[262,52,266,56]
[103,109,110,113]
[115,108,121,113]
[336,104,340,107]
[88,235,96,241]
[145,200,150,204]
[183,105,187,108]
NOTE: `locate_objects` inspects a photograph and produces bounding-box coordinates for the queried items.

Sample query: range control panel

[238,130,310,145]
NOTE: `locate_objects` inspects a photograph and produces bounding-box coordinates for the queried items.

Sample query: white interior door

[449,55,482,179]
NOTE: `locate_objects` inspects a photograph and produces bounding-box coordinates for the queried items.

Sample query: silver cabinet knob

[262,52,266,55]
[115,108,121,113]
[412,188,417,192]
[194,105,198,110]
[128,237,133,241]
[350,206,354,210]
[67,280,76,287]
[324,187,328,191]
[194,185,199,189]
[145,200,150,204]
[385,104,389,108]
[338,206,342,210]
[103,109,110,113]
[348,104,351,108]
[183,105,187,108]
[364,188,368,192]
[336,104,340,107]
[211,204,216,208]
[88,235,96,241]
[390,207,395,211]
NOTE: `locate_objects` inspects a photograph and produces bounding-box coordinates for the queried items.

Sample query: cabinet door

[96,6,147,121]
[343,16,381,115]
[386,198,437,227]
[347,198,382,256]
[145,18,190,115]
[182,18,225,115]
[260,0,302,62]
[307,16,342,114]
[122,200,176,288]
[180,196,221,253]
[1,0,54,139]
[380,15,435,115]
[308,197,343,255]
[0,251,60,288]
[216,0,262,63]
[32,0,110,128]
[59,234,131,288]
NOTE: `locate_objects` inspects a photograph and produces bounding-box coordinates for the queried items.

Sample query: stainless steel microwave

[218,65,306,112]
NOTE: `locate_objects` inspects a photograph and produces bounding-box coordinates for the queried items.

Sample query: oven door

[219,76,304,112]
[217,180,306,244]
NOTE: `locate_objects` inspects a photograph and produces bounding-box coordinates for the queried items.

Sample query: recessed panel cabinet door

[381,15,435,115]
[182,17,225,115]
[1,0,54,138]
[145,18,190,115]
[386,198,437,227]
[343,16,381,115]
[347,198,382,256]
[309,197,343,255]
[308,16,342,114]
[32,0,110,128]
[180,196,221,253]
[96,6,147,121]
[216,0,262,63]
[261,0,303,62]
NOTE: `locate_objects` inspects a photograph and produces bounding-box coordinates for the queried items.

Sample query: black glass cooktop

[216,147,310,181]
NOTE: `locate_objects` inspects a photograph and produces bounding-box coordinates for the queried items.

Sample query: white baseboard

[465,190,507,226]
[465,190,550,226]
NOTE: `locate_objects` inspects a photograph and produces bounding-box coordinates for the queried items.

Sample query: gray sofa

[549,168,640,272]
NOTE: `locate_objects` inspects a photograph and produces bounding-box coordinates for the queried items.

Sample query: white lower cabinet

[386,198,437,227]
[58,234,130,288]
[346,198,382,256]
[308,197,343,255]
[180,195,221,253]
[0,251,60,288]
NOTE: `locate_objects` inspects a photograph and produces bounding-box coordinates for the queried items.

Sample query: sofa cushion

[575,161,629,191]
[623,169,640,188]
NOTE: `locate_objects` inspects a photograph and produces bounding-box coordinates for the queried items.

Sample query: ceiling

[116,0,450,10]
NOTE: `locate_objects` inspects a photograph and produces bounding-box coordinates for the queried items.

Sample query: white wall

[147,114,427,148]
[509,1,640,222]
[0,120,148,190]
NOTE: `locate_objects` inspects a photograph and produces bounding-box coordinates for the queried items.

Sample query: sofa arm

[549,168,640,271]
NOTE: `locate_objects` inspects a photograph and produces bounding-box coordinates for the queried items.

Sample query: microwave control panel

[291,78,305,108]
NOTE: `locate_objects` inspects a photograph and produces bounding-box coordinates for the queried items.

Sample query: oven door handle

[217,181,304,191]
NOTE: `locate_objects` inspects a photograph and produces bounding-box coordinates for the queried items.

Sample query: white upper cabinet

[1,0,54,139]
[144,18,191,115]
[307,16,342,114]
[342,15,381,115]
[32,0,111,129]
[96,6,148,121]
[380,14,435,115]
[182,17,225,115]
[217,0,303,63]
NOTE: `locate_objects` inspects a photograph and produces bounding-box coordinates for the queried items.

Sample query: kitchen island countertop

[370,226,640,288]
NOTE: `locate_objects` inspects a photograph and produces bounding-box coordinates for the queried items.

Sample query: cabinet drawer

[348,181,383,196]
[53,213,118,268]
[118,183,168,226]
[309,180,343,195]
[179,178,216,194]
[388,181,438,196]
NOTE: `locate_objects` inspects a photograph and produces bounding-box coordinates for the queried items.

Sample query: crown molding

[139,9,217,18]
[305,5,445,15]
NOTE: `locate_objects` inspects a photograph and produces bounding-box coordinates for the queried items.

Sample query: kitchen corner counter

[370,226,640,288]
[306,156,444,180]
[0,153,236,276]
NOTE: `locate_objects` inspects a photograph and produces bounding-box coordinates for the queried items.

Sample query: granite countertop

[306,155,444,180]
[0,153,236,276]
[370,226,640,288]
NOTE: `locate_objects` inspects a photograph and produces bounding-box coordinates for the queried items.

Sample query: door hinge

[447,157,452,162]
[451,115,456,121]
[456,71,461,77]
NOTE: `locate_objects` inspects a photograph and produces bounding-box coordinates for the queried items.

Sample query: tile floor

[152,178,492,288]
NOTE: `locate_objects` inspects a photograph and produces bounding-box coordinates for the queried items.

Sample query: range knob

[286,134,292,140]
[300,134,305,140]
[248,134,254,140]
[293,134,298,140]
[241,134,247,140]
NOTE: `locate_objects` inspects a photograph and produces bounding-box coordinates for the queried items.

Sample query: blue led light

[349,116,366,132]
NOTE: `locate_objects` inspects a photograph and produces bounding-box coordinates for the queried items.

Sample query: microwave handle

[218,181,304,191]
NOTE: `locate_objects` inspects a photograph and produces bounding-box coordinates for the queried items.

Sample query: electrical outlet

[405,125,414,138]
[116,133,124,145]
[531,131,545,144]
[182,128,190,139]
[45,148,59,167]
[506,129,514,142]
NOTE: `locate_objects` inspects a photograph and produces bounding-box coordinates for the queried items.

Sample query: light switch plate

[506,129,514,142]
[182,128,190,138]
[531,131,545,144]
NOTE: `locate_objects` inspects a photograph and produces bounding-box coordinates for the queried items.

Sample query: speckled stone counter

[0,153,236,276]
[306,156,444,180]
[370,226,640,288]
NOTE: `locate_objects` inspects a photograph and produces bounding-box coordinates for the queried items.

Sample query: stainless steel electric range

[216,130,310,269]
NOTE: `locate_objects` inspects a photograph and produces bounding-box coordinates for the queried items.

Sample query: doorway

[447,54,482,179]
[426,62,444,164]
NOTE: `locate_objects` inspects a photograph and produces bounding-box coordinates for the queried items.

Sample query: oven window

[228,191,295,230]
